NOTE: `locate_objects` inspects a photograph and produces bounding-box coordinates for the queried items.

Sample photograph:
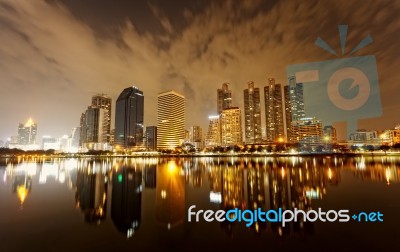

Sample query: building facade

[217,83,232,114]
[157,90,185,150]
[291,117,323,146]
[114,86,144,149]
[188,126,203,149]
[145,126,157,151]
[205,115,221,147]
[244,81,262,144]
[91,94,112,142]
[220,107,243,146]
[264,78,285,143]
[18,118,37,145]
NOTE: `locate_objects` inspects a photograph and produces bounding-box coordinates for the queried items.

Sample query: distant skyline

[1,0,399,141]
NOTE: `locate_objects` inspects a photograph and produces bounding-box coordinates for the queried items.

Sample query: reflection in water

[156,160,185,230]
[1,155,400,241]
[111,166,142,238]
[13,174,32,205]
[75,161,108,224]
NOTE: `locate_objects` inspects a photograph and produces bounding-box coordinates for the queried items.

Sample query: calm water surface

[0,156,399,251]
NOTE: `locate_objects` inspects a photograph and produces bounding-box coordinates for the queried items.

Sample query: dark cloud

[0,0,399,141]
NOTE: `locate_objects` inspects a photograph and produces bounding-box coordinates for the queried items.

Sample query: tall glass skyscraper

[244,81,262,144]
[157,90,185,150]
[114,86,144,149]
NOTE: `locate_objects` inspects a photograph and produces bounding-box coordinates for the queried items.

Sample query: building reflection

[75,162,108,224]
[111,166,142,238]
[144,164,156,188]
[351,156,400,185]
[156,160,185,230]
[198,157,341,237]
[244,161,267,235]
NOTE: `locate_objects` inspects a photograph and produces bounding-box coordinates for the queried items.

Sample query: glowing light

[328,168,332,180]
[24,118,35,127]
[278,137,284,143]
[17,185,28,204]
[168,161,176,174]
[161,190,167,199]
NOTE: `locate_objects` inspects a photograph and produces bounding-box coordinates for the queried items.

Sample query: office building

[264,78,285,143]
[157,90,185,150]
[244,81,262,143]
[114,86,144,149]
[205,115,221,147]
[18,118,37,145]
[189,126,203,149]
[80,106,109,150]
[91,94,112,142]
[217,83,232,114]
[145,126,157,151]
[220,107,243,145]
[291,117,323,146]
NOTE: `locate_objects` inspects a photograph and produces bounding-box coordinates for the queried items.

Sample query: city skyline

[1,1,400,142]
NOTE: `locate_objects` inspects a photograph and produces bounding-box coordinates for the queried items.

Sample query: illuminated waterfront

[0,156,399,251]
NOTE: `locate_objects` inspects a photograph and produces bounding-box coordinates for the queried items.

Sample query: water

[0,156,399,251]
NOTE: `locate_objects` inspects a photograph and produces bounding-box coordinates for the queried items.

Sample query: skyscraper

[286,76,305,143]
[80,106,108,148]
[91,94,112,142]
[264,78,285,143]
[188,126,203,149]
[157,90,185,150]
[217,83,232,114]
[244,81,262,143]
[18,118,37,145]
[284,85,292,142]
[145,126,157,151]
[114,86,144,149]
[288,76,305,121]
[205,115,221,147]
[220,107,243,145]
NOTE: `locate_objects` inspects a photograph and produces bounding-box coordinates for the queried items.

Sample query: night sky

[0,0,399,142]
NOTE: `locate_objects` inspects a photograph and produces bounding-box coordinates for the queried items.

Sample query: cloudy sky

[0,0,399,142]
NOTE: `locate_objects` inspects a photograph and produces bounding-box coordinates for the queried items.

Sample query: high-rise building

[217,83,232,114]
[80,106,108,145]
[114,86,144,149]
[284,85,292,142]
[157,90,185,150]
[18,118,37,145]
[244,81,262,143]
[189,126,203,149]
[264,78,285,143]
[205,115,221,147]
[91,94,112,142]
[145,126,157,151]
[288,76,305,121]
[291,117,323,146]
[220,107,243,145]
